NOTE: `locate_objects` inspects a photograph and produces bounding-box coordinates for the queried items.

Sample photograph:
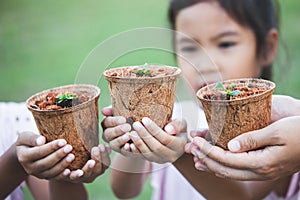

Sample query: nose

[191,51,220,74]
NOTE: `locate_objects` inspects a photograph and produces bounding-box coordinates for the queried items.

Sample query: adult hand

[16,132,110,183]
[186,116,300,180]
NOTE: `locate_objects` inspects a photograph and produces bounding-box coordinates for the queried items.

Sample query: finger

[164,119,187,135]
[17,139,68,163]
[54,168,71,181]
[130,143,140,154]
[185,142,199,154]
[194,152,264,181]
[129,131,152,154]
[69,169,84,181]
[101,106,113,116]
[34,153,75,179]
[24,145,74,175]
[132,122,170,152]
[192,137,266,170]
[227,123,282,152]
[109,133,131,151]
[103,124,131,142]
[16,132,46,147]
[99,144,111,167]
[190,128,210,139]
[101,116,127,129]
[130,130,171,162]
[138,118,171,146]
[79,160,96,181]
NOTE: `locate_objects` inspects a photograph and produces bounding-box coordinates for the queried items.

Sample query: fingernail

[63,145,73,153]
[77,169,84,177]
[88,160,96,168]
[36,136,45,146]
[130,143,136,151]
[133,122,143,131]
[120,124,131,132]
[165,124,174,134]
[63,169,70,176]
[117,117,126,124]
[92,147,100,156]
[228,140,240,152]
[66,154,75,163]
[57,139,67,147]
[191,150,197,156]
[122,134,129,141]
[195,162,208,171]
[193,156,199,162]
[124,143,130,151]
[142,117,151,126]
[99,144,105,152]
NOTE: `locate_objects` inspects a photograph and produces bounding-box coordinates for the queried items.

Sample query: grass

[1,0,300,199]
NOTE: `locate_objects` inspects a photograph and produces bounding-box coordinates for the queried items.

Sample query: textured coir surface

[27,84,100,170]
[197,78,275,149]
[104,65,181,128]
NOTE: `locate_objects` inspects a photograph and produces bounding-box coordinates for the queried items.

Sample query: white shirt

[150,100,207,200]
[0,102,38,200]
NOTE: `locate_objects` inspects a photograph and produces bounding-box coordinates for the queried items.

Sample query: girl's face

[175,1,262,94]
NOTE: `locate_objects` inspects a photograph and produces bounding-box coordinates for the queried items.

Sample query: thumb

[101,106,113,116]
[16,131,46,147]
[227,125,277,153]
[164,119,187,135]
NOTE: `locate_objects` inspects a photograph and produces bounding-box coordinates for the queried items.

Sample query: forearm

[49,180,87,200]
[0,143,28,199]
[173,153,277,200]
[110,153,150,198]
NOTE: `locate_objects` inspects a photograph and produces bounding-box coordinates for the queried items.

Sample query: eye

[180,46,198,53]
[219,41,236,49]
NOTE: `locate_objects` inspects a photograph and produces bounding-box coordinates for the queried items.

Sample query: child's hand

[16,132,111,183]
[64,144,111,183]
[101,106,188,163]
[16,132,73,179]
[101,107,132,153]
[127,117,188,164]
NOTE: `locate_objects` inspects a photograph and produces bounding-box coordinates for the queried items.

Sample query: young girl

[0,102,110,199]
[102,0,299,199]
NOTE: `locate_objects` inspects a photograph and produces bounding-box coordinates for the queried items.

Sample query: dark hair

[168,0,280,80]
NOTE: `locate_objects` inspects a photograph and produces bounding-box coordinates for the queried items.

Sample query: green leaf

[230,90,243,96]
[215,82,225,89]
[145,70,151,75]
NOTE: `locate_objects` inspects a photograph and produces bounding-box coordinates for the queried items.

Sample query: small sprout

[215,82,225,89]
[136,69,144,75]
[56,93,77,104]
[229,90,243,96]
[145,69,151,75]
[135,64,152,77]
[214,82,243,97]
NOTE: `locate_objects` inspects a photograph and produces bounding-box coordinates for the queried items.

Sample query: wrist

[111,153,149,173]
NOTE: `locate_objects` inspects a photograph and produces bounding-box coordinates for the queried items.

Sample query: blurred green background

[1,0,299,199]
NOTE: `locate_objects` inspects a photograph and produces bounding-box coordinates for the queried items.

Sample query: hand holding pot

[101,106,188,163]
[16,131,111,183]
[187,116,300,180]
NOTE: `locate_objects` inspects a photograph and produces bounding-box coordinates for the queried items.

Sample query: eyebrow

[210,31,239,41]
[177,37,199,44]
